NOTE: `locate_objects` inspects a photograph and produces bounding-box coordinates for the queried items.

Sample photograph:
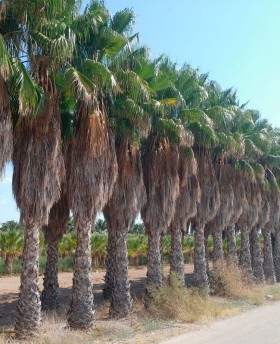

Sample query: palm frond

[13,60,44,117]
[65,66,96,104]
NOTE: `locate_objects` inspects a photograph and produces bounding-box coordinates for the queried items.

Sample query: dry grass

[146,275,234,324]
[210,260,280,306]
[210,260,252,299]
[2,266,280,344]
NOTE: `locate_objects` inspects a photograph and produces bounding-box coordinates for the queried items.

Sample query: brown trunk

[13,83,64,336]
[41,173,70,310]
[146,229,163,290]
[273,229,280,282]
[170,223,185,286]
[108,229,132,318]
[67,109,117,329]
[213,228,223,267]
[5,254,12,274]
[194,224,209,290]
[226,225,238,264]
[67,218,95,329]
[263,226,276,284]
[204,230,210,276]
[103,141,145,317]
[250,227,264,282]
[15,220,41,336]
[141,137,181,295]
[240,226,253,276]
[41,242,59,310]
[193,152,220,292]
[103,228,115,300]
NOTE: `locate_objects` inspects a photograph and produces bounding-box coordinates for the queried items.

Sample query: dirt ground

[0,264,195,328]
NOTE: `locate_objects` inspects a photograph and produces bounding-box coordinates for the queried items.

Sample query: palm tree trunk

[68,218,95,329]
[170,225,185,286]
[250,228,264,282]
[194,225,209,291]
[5,254,12,274]
[213,229,223,267]
[15,220,41,336]
[41,242,59,310]
[146,229,163,291]
[240,227,253,277]
[226,225,238,264]
[204,232,210,276]
[109,229,132,318]
[273,230,280,282]
[263,228,276,284]
[103,229,114,300]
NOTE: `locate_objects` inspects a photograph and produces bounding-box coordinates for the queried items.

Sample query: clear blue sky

[1,0,280,223]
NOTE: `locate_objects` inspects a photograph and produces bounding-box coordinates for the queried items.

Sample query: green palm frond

[13,60,44,117]
[0,35,12,78]
[65,66,96,104]
[81,59,117,94]
[110,8,135,34]
[118,69,152,102]
[98,27,128,58]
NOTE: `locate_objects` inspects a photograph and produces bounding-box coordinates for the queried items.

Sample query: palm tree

[140,60,189,293]
[0,229,22,273]
[1,0,77,335]
[94,219,107,233]
[250,189,269,282]
[102,43,151,316]
[192,151,220,290]
[65,1,127,328]
[209,164,234,268]
[104,140,146,317]
[0,220,21,231]
[169,151,200,286]
[226,173,245,264]
[263,182,279,284]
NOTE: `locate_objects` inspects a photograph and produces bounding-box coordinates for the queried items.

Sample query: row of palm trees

[1,0,280,337]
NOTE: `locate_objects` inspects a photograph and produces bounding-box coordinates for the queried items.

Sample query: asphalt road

[161,301,280,344]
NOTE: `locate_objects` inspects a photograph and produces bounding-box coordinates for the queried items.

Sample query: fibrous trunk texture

[212,229,223,267]
[103,228,115,300]
[13,83,64,336]
[68,219,95,329]
[15,221,41,336]
[240,227,253,276]
[0,76,12,176]
[250,227,264,282]
[108,229,131,318]
[210,164,235,268]
[146,229,163,289]
[237,181,261,280]
[226,225,238,264]
[141,137,181,295]
[168,151,200,285]
[194,225,209,291]
[273,230,280,282]
[67,109,117,329]
[103,141,145,317]
[41,176,70,310]
[170,224,185,285]
[41,243,59,310]
[193,152,220,291]
[263,227,276,284]
[204,230,210,276]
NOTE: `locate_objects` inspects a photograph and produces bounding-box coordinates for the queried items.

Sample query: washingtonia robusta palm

[103,46,151,317]
[0,0,78,336]
[64,1,136,329]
